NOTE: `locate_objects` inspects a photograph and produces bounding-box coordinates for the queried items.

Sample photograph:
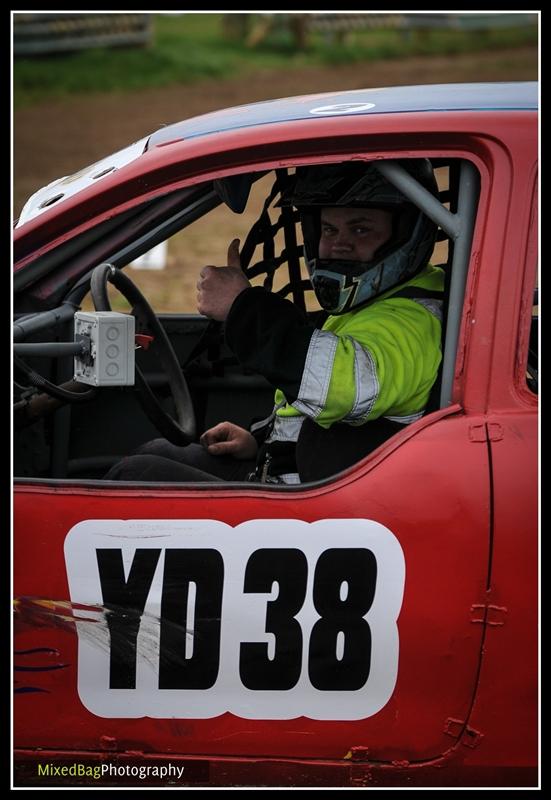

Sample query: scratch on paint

[14,596,195,674]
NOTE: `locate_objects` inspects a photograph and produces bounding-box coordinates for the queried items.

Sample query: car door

[15,404,490,765]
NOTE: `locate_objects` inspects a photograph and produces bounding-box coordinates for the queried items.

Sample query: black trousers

[104,439,256,483]
[105,417,406,483]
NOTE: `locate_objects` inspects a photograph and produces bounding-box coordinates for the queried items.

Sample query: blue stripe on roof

[148,82,537,147]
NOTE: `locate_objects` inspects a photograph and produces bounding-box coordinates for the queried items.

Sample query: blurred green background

[13,12,538,108]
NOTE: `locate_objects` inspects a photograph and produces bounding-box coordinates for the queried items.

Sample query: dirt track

[13,46,537,216]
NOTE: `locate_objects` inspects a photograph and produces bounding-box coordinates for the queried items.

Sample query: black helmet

[280,160,439,313]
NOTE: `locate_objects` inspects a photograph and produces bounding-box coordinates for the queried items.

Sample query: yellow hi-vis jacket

[225,264,444,482]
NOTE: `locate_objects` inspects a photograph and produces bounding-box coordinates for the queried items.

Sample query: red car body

[13,83,538,787]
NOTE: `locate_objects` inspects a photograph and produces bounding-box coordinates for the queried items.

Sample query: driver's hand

[197,239,251,321]
[200,421,258,459]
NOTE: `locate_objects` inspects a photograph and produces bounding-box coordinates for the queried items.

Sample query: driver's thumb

[227,238,241,269]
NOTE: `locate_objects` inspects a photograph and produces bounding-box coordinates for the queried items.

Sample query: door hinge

[469,422,504,443]
[469,424,487,442]
[444,718,484,748]
[470,603,507,626]
[487,423,504,441]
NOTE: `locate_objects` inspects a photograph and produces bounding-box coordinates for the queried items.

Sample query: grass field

[13,13,538,108]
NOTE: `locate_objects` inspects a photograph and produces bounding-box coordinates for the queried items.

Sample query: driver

[105,159,444,484]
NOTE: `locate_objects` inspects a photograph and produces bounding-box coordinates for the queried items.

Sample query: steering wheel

[90,263,196,445]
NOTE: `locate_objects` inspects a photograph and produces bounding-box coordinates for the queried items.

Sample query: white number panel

[64,519,405,721]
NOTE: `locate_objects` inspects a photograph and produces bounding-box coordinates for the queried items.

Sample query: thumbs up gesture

[196,239,252,321]
[226,237,242,269]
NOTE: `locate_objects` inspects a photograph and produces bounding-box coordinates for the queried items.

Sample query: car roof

[15,82,537,230]
[147,82,537,146]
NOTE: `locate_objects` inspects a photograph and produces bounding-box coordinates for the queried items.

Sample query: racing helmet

[280,159,439,314]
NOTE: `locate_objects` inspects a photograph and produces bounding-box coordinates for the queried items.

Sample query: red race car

[13,82,538,788]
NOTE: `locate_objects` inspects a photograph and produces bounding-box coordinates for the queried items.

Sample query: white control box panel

[74,311,135,387]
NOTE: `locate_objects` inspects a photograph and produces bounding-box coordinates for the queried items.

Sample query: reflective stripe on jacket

[272,264,444,429]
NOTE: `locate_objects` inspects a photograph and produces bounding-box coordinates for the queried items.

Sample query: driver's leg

[132,438,254,480]
[104,453,254,482]
[133,438,195,461]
